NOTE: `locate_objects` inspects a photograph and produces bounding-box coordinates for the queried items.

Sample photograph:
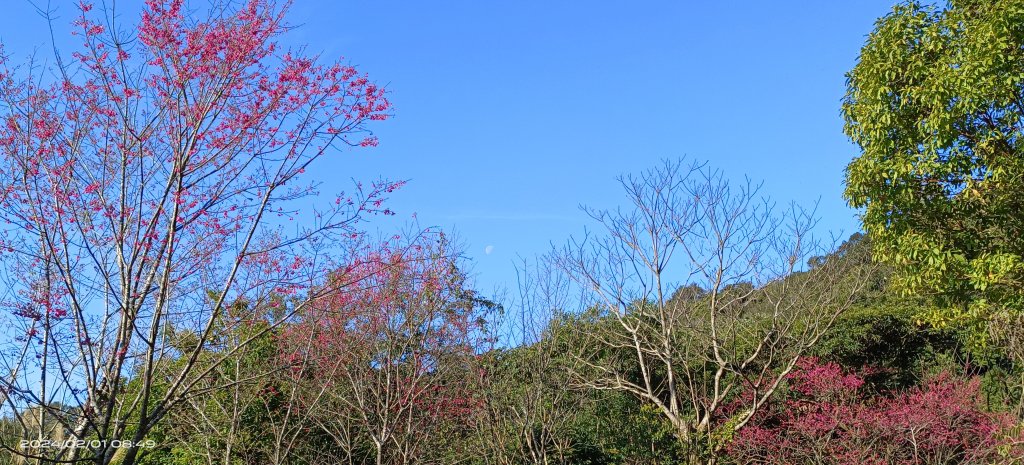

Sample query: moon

[484,245,494,255]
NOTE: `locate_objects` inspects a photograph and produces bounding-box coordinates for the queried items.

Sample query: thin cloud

[444,213,580,222]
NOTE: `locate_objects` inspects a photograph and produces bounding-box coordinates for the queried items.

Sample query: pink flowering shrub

[727,358,1023,465]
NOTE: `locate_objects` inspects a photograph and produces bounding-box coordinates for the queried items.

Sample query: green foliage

[566,392,688,465]
[843,0,1024,333]
[817,297,959,390]
[131,307,288,465]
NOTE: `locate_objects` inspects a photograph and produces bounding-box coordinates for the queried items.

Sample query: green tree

[130,299,286,465]
[843,0,1024,335]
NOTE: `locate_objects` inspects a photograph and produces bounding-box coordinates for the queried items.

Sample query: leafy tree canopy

[843,0,1024,333]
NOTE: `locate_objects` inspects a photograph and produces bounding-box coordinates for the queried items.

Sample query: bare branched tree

[551,159,877,464]
[471,257,583,465]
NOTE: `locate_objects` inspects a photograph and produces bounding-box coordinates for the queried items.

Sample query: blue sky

[0,1,898,296]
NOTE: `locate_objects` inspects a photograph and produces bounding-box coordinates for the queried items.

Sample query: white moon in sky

[484,245,494,255]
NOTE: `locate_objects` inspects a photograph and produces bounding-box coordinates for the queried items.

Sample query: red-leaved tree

[727,358,1024,465]
[278,232,495,465]
[0,1,394,463]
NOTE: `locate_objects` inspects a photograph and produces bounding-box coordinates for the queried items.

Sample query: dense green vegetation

[10,235,1010,465]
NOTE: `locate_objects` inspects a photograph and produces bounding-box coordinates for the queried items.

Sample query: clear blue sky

[0,1,898,296]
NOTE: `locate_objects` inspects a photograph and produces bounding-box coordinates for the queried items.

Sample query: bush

[726,358,1023,465]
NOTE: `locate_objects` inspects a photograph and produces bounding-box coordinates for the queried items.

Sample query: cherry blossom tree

[279,232,496,465]
[0,1,394,463]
